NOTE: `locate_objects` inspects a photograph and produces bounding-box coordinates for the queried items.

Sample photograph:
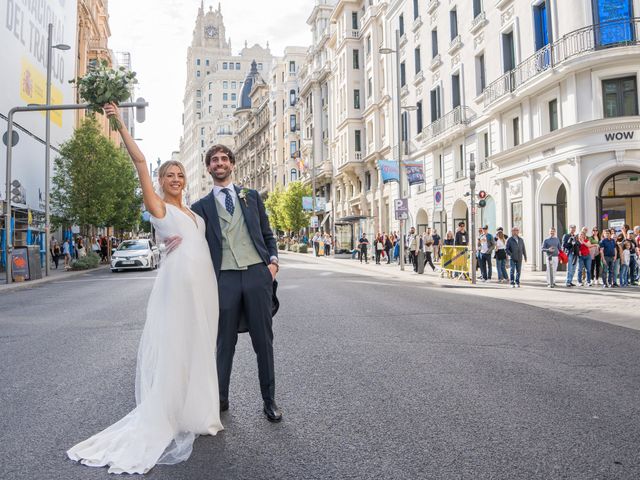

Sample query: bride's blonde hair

[155,160,187,199]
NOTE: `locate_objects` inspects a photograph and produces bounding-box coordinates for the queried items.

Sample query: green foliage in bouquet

[71,59,138,130]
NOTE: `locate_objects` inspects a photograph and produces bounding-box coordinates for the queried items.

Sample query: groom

[189,144,282,422]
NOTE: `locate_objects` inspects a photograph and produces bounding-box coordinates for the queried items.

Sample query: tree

[280,181,312,235]
[264,187,285,233]
[51,117,142,233]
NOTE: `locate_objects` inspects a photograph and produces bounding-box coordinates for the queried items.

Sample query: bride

[66,104,223,474]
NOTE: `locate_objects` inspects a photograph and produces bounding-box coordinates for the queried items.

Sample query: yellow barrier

[440,246,470,274]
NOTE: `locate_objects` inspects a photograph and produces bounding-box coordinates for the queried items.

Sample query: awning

[335,215,372,224]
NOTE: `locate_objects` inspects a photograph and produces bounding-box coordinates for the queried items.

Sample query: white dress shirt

[213,183,237,212]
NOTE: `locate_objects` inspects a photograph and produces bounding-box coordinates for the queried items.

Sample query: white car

[111,239,160,272]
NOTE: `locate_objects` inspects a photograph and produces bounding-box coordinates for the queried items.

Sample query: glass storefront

[598,171,640,232]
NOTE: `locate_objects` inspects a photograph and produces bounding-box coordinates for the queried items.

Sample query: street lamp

[380,31,417,272]
[44,23,70,277]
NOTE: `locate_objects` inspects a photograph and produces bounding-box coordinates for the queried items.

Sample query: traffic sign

[394,198,408,220]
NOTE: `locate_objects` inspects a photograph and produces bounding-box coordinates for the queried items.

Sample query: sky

[108,0,315,165]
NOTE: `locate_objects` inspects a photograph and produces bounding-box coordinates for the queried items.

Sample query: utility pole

[394,29,405,272]
[469,153,477,284]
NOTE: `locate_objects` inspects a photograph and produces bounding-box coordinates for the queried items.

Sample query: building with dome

[178,2,272,204]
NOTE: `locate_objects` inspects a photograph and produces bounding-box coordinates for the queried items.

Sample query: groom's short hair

[205,144,235,166]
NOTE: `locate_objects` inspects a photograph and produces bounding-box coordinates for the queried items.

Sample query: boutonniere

[238,188,250,207]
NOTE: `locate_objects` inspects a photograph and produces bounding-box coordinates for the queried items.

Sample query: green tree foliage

[264,187,285,232]
[51,117,142,232]
[280,181,312,235]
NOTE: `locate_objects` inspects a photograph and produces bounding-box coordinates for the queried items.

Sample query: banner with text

[377,160,399,184]
[404,162,425,186]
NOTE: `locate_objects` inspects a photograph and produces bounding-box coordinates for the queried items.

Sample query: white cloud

[108,0,314,166]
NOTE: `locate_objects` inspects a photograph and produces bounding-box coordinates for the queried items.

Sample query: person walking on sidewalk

[589,228,602,285]
[455,222,468,247]
[495,230,508,283]
[384,234,393,264]
[422,228,436,272]
[599,229,617,288]
[358,233,370,264]
[374,233,384,264]
[562,225,579,287]
[51,240,61,270]
[62,239,71,270]
[541,227,561,287]
[506,227,527,288]
[478,225,495,281]
[577,232,593,286]
[620,241,631,287]
[432,229,441,262]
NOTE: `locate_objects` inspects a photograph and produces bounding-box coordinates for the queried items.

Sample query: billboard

[1,0,78,211]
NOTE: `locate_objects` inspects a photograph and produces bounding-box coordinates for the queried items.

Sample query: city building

[299,0,336,235]
[178,2,272,204]
[268,47,308,191]
[384,0,640,270]
[113,51,136,141]
[234,61,271,197]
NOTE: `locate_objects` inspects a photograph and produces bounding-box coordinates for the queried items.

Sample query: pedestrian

[77,237,87,258]
[422,228,436,272]
[312,232,320,256]
[374,233,384,264]
[506,226,527,288]
[589,227,601,285]
[324,233,332,256]
[562,225,579,287]
[432,229,441,262]
[100,235,109,263]
[51,240,61,269]
[358,233,369,263]
[478,225,495,281]
[406,227,418,270]
[91,236,101,257]
[393,234,400,263]
[620,241,631,287]
[599,229,617,288]
[495,229,508,283]
[613,232,624,287]
[62,239,71,270]
[541,227,561,287]
[454,222,468,246]
[577,231,592,286]
[626,230,637,285]
[384,234,393,264]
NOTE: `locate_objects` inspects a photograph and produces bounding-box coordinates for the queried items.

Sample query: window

[603,77,638,118]
[290,89,296,106]
[458,144,465,175]
[366,35,372,56]
[452,73,461,108]
[196,70,201,77]
[533,1,551,51]
[413,0,419,20]
[414,47,422,74]
[290,114,297,131]
[291,169,298,182]
[223,62,228,69]
[258,63,263,70]
[196,112,201,120]
[511,201,523,232]
[430,86,442,122]
[354,129,362,151]
[450,9,458,40]
[196,58,201,66]
[399,14,405,37]
[223,81,228,89]
[353,49,360,69]
[400,62,406,87]
[593,0,634,46]
[512,117,520,146]
[208,82,212,89]
[434,154,443,181]
[200,127,205,135]
[367,77,373,98]
[208,93,212,101]
[196,101,202,109]
[223,93,228,101]
[231,93,236,101]
[290,141,297,157]
[473,0,483,18]
[483,132,490,159]
[205,59,210,66]
[289,61,296,73]
[502,31,515,72]
[401,111,408,144]
[352,11,359,30]
[416,100,423,133]
[431,29,439,58]
[196,89,202,97]
[235,62,240,70]
[354,89,361,109]
[201,139,205,147]
[475,54,486,95]
[548,99,558,131]
[365,171,372,191]
[208,105,212,114]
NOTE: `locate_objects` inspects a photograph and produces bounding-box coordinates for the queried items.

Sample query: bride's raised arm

[104,103,165,219]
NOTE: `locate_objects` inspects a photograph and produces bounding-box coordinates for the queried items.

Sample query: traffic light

[135,97,146,123]
[478,190,487,208]
[11,180,25,204]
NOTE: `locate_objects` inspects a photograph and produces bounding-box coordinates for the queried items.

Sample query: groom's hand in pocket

[267,263,278,280]
[164,235,183,255]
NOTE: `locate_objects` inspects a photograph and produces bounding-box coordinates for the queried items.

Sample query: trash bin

[417,250,425,274]
[27,245,42,280]
[11,245,42,281]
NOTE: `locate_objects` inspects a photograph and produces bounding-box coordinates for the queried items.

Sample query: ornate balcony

[423,105,473,142]
[470,12,487,34]
[427,0,440,14]
[484,18,640,107]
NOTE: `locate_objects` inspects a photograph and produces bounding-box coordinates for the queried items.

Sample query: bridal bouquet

[71,60,138,130]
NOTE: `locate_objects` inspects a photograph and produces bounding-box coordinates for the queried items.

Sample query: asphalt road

[1,256,639,480]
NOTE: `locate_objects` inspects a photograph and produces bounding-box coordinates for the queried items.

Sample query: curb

[0,265,110,294]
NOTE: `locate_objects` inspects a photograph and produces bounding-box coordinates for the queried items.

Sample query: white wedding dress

[67,203,223,474]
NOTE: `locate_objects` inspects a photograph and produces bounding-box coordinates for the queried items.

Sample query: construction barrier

[440,246,470,274]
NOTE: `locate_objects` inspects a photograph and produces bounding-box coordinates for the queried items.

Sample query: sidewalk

[0,264,109,293]
[282,251,640,331]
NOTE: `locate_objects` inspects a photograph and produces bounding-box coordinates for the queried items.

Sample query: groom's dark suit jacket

[191,185,278,278]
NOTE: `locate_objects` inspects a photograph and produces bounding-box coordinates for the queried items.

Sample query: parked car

[111,239,160,272]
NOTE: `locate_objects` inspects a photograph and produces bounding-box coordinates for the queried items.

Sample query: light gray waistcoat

[217,200,263,270]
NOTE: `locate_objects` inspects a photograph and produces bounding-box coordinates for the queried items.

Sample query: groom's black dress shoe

[220,400,229,412]
[263,402,282,423]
